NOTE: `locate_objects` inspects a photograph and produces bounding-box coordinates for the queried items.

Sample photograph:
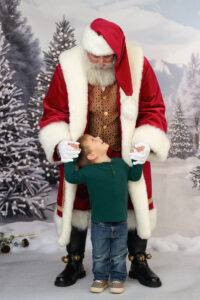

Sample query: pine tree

[44,17,76,73]
[0,27,51,219]
[190,164,200,190]
[178,53,200,151]
[27,17,76,184]
[26,70,50,140]
[168,100,194,159]
[0,0,41,106]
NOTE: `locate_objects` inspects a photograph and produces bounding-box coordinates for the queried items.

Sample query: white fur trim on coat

[39,121,71,163]
[54,211,62,236]
[128,176,151,239]
[127,207,157,232]
[120,44,144,165]
[132,125,170,162]
[120,43,144,122]
[57,180,77,246]
[59,46,88,141]
[149,207,157,232]
[82,25,114,56]
[119,44,152,239]
[54,209,90,245]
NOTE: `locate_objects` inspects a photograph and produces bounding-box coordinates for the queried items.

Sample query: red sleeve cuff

[53,144,61,162]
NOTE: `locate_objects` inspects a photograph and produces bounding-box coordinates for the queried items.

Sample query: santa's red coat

[39,44,170,246]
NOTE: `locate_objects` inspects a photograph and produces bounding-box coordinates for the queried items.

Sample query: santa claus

[39,18,170,288]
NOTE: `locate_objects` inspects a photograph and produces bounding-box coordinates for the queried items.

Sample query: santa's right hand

[58,140,80,162]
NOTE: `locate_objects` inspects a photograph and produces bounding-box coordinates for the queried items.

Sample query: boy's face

[85,135,109,157]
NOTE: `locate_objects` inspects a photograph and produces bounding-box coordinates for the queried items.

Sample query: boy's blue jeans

[91,220,128,282]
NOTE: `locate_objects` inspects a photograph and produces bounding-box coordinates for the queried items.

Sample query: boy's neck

[93,154,111,164]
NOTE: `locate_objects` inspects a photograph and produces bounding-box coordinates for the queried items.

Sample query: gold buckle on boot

[137,253,152,261]
[128,255,135,261]
[137,254,146,262]
[146,253,152,259]
[73,255,81,261]
[61,254,81,263]
[129,253,152,262]
[61,255,70,263]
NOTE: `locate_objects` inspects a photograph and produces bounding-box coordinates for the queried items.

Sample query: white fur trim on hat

[82,25,114,56]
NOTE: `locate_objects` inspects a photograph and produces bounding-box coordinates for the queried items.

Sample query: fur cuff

[39,121,71,163]
[56,209,90,247]
[132,125,170,161]
[71,210,90,229]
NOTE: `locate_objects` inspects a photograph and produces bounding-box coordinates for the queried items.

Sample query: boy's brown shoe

[90,280,108,293]
[110,281,124,294]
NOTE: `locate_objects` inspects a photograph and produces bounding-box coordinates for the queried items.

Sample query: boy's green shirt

[64,158,143,222]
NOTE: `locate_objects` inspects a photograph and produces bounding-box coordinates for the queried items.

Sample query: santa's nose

[98,57,105,67]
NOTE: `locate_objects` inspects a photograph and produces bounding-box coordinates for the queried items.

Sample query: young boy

[64,134,145,294]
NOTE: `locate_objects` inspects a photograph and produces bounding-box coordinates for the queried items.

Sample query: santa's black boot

[55,226,87,287]
[128,229,161,288]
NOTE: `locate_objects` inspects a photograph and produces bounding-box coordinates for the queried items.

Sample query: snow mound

[1,221,200,254]
[154,59,171,75]
[149,234,200,253]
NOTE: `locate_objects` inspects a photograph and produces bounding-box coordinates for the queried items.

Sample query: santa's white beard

[82,51,116,88]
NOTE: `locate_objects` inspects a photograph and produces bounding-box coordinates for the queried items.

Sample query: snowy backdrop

[0,0,200,299]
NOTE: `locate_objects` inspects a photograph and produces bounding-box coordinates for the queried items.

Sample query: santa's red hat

[82,18,133,96]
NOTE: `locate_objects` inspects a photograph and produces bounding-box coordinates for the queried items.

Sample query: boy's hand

[129,143,150,165]
[58,140,81,163]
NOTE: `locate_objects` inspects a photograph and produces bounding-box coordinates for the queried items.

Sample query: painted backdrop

[0,0,199,238]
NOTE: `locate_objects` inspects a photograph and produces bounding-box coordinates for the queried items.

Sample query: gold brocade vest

[88,83,121,151]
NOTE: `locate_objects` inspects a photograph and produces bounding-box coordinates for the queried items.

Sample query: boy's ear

[87,152,97,161]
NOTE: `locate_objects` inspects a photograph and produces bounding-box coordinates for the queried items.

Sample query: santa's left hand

[129,143,150,165]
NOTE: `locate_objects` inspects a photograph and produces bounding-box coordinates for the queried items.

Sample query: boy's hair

[76,134,92,168]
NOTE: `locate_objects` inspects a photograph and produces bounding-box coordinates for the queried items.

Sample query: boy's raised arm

[128,144,147,181]
[64,159,86,184]
[128,162,143,181]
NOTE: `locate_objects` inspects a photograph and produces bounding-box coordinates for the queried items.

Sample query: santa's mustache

[89,60,115,70]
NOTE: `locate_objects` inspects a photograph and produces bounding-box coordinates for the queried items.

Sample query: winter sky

[20,0,200,65]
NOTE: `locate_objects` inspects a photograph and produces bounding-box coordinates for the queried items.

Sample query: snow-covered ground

[1,221,200,300]
[1,157,200,299]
